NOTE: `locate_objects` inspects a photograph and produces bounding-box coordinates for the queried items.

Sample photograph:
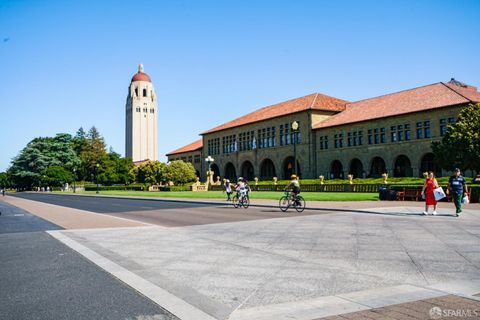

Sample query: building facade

[125,64,158,162]
[167,79,480,181]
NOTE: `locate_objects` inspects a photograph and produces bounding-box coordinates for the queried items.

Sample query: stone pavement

[42,201,480,320]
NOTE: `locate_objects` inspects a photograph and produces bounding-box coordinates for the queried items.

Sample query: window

[257,127,276,149]
[194,155,200,163]
[424,121,431,138]
[358,131,363,145]
[143,89,147,97]
[136,107,141,112]
[405,124,411,141]
[135,87,138,97]
[347,132,352,147]
[280,122,299,146]
[380,128,386,143]
[188,156,193,163]
[391,124,410,142]
[143,107,147,113]
[416,122,423,139]
[368,129,373,145]
[207,138,220,155]
[319,135,329,150]
[440,117,455,136]
[391,126,397,142]
[398,125,404,141]
[222,135,236,153]
[334,133,343,148]
[150,108,154,113]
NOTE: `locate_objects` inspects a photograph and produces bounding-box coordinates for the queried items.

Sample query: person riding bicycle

[285,174,301,202]
[235,177,249,200]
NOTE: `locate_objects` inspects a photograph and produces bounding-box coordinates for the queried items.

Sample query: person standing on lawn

[225,179,232,201]
[421,171,439,215]
[447,168,468,217]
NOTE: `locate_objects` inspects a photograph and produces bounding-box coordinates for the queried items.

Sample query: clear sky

[1,0,479,172]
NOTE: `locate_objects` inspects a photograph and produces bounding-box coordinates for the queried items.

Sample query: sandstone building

[167,79,479,181]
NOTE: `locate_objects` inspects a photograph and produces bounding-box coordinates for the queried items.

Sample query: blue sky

[1,0,479,171]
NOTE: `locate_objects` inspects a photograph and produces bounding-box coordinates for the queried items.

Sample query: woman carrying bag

[421,171,439,215]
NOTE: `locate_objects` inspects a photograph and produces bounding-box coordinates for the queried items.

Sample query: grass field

[68,190,379,201]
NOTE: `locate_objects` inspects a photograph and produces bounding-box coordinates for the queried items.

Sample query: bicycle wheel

[294,196,306,213]
[232,195,239,208]
[242,196,250,209]
[279,196,290,212]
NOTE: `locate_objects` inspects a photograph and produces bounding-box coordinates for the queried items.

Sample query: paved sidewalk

[3,195,149,229]
[48,205,480,320]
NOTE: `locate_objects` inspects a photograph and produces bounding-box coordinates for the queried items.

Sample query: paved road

[10,192,329,227]
[0,200,178,320]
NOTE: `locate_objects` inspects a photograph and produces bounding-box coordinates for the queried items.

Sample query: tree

[432,103,480,175]
[166,161,197,185]
[79,126,107,181]
[44,166,74,187]
[0,172,11,189]
[135,161,162,185]
[9,134,80,189]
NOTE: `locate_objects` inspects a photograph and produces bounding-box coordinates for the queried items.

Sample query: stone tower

[125,64,158,162]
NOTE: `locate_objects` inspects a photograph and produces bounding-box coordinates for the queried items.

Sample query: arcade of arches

[329,153,442,179]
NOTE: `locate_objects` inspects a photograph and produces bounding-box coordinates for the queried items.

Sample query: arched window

[143,89,147,97]
[330,160,343,179]
[260,159,276,179]
[394,155,412,177]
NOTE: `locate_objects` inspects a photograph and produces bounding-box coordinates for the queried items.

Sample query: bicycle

[233,190,250,209]
[279,191,305,212]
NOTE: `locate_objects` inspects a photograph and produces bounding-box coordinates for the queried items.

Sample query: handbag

[433,187,446,200]
[462,195,470,205]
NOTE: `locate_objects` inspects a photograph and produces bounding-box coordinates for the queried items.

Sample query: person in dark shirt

[447,168,468,216]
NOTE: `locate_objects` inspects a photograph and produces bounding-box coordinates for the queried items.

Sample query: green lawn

[65,190,379,201]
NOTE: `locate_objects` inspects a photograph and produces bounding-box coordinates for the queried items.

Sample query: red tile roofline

[201,92,348,135]
[313,102,468,131]
[166,139,203,156]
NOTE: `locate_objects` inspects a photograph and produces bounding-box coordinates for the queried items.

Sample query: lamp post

[205,156,214,183]
[73,168,76,193]
[95,163,100,194]
[291,121,299,175]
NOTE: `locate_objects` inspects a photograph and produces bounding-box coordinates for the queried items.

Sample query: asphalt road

[10,192,326,227]
[0,200,178,320]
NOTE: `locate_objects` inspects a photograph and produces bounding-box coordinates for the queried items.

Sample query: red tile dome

[131,64,151,82]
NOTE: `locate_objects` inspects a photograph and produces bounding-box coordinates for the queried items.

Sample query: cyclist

[285,174,301,203]
[235,177,248,201]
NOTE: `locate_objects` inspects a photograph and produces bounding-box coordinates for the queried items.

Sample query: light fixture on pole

[291,121,299,176]
[73,168,76,193]
[95,163,100,194]
[205,155,214,172]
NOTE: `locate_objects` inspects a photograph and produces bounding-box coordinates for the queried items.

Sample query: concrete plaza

[4,194,480,319]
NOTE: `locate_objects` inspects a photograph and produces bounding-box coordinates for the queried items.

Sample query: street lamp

[73,168,76,193]
[95,163,100,194]
[205,155,214,172]
[205,156,214,182]
[291,121,299,175]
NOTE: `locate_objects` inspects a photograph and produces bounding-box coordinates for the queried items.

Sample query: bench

[397,188,421,201]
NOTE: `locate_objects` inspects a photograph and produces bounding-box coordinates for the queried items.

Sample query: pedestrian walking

[225,179,232,201]
[447,168,468,217]
[421,171,438,215]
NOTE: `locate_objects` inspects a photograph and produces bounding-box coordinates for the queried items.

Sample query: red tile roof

[313,81,480,130]
[166,139,203,156]
[202,93,348,134]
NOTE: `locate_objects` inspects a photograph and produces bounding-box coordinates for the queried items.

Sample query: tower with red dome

[125,64,158,162]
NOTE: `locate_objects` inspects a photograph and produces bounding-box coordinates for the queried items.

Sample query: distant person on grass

[421,171,439,215]
[225,179,232,201]
[447,168,468,217]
